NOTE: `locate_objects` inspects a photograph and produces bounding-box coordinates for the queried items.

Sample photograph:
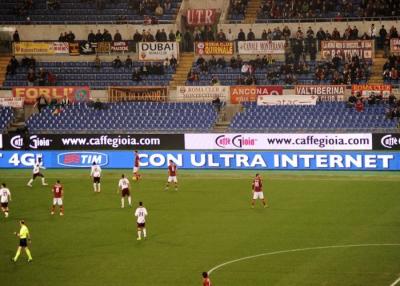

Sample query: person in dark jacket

[88,30,96,42]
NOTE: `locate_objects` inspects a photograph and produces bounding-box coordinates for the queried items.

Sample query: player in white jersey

[0,183,12,218]
[118,174,131,208]
[90,162,102,193]
[27,158,48,187]
[134,201,148,240]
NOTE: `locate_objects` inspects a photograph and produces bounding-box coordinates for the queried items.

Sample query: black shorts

[137,223,145,228]
[93,177,101,183]
[19,239,27,247]
[122,188,130,197]
[33,173,44,179]
[1,202,8,208]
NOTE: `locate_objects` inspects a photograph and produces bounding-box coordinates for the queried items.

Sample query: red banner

[186,9,216,26]
[12,86,91,104]
[390,38,400,54]
[111,41,128,52]
[230,86,283,104]
[351,84,392,97]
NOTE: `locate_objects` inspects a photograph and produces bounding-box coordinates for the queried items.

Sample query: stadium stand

[0,106,14,133]
[4,60,174,88]
[383,55,400,84]
[26,101,218,133]
[230,101,398,132]
[1,0,181,24]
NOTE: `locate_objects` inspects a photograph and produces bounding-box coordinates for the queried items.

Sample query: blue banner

[0,150,399,170]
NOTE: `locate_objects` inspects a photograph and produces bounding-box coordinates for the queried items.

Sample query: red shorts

[33,173,44,179]
[1,202,8,208]
[137,222,145,228]
[121,188,130,197]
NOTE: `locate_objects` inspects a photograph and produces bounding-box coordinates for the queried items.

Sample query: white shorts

[53,198,63,205]
[253,191,264,200]
[168,176,178,183]
[133,167,139,173]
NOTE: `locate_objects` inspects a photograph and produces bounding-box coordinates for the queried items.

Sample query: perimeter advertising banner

[295,85,346,101]
[177,86,230,101]
[230,86,283,104]
[321,40,373,59]
[0,150,398,170]
[138,42,179,61]
[237,40,286,55]
[14,42,55,55]
[351,84,392,97]
[184,133,372,150]
[12,86,91,104]
[257,94,317,106]
[0,134,184,150]
[0,97,24,108]
[195,42,234,55]
[373,134,400,150]
[390,38,400,54]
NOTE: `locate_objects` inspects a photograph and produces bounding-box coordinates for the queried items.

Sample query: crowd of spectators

[12,0,33,17]
[58,31,76,42]
[383,54,400,82]
[128,0,172,16]
[256,0,400,20]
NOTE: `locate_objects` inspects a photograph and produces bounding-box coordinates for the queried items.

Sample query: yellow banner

[14,42,55,55]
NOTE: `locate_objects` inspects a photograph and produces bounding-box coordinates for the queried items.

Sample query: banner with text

[372,133,400,150]
[321,40,373,59]
[186,9,217,26]
[53,42,69,54]
[177,86,230,101]
[138,42,179,61]
[230,85,283,104]
[184,133,372,150]
[12,86,91,105]
[195,42,234,55]
[0,97,24,108]
[295,85,346,101]
[0,150,398,170]
[390,38,400,54]
[14,42,55,55]
[237,40,286,55]
[108,86,168,102]
[111,41,129,52]
[257,94,317,106]
[351,84,392,97]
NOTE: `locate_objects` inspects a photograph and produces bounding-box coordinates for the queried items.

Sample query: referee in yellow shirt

[12,220,33,262]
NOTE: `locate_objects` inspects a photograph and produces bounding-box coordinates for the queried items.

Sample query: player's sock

[25,248,33,260]
[137,231,141,239]
[5,211,9,218]
[51,205,55,215]
[60,206,64,215]
[128,196,132,206]
[143,228,147,238]
[27,179,33,186]
[41,178,48,185]
[121,198,124,208]
[93,183,97,192]
[165,184,169,191]
[98,183,101,192]
[13,249,21,261]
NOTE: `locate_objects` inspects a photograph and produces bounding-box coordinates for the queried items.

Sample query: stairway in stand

[0,55,11,86]
[244,0,261,24]
[368,50,386,84]
[169,52,194,90]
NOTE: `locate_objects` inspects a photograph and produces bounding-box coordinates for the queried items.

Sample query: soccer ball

[132,176,138,181]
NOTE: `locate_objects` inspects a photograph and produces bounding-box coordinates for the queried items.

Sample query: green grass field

[1,169,400,286]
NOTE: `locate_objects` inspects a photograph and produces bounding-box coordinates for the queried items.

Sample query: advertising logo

[10,135,52,149]
[215,135,257,148]
[381,134,399,149]
[57,152,108,167]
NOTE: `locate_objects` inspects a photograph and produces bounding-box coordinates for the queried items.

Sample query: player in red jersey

[51,180,64,216]
[251,174,267,208]
[133,150,141,181]
[165,160,178,191]
[202,272,212,286]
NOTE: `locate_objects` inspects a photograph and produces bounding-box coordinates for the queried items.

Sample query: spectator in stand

[155,3,164,16]
[247,29,255,41]
[163,58,169,69]
[212,96,221,111]
[211,76,220,86]
[217,57,226,69]
[390,26,399,38]
[379,25,387,49]
[355,99,364,112]
[205,26,215,41]
[383,35,390,58]
[88,30,95,42]
[48,71,56,85]
[125,55,132,68]
[13,30,20,42]
[94,55,101,70]
[132,68,142,82]
[196,55,205,66]
[237,29,245,41]
[187,69,199,83]
[160,29,168,42]
[169,30,176,41]
[38,68,47,86]
[331,28,341,40]
[169,55,177,69]
[112,56,122,69]
[216,29,227,42]
[369,23,376,39]
[27,69,36,86]
[66,31,75,43]
[103,29,112,42]
[95,29,103,42]
[36,96,48,113]
[114,30,122,41]
[226,28,234,41]
[58,32,65,42]
[347,93,357,107]
[183,30,193,52]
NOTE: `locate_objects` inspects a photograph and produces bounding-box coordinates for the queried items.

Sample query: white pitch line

[390,277,400,286]
[208,243,400,285]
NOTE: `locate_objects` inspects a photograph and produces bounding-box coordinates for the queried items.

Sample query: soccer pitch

[1,169,400,286]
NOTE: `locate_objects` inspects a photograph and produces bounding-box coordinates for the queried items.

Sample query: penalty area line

[208,243,400,284]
